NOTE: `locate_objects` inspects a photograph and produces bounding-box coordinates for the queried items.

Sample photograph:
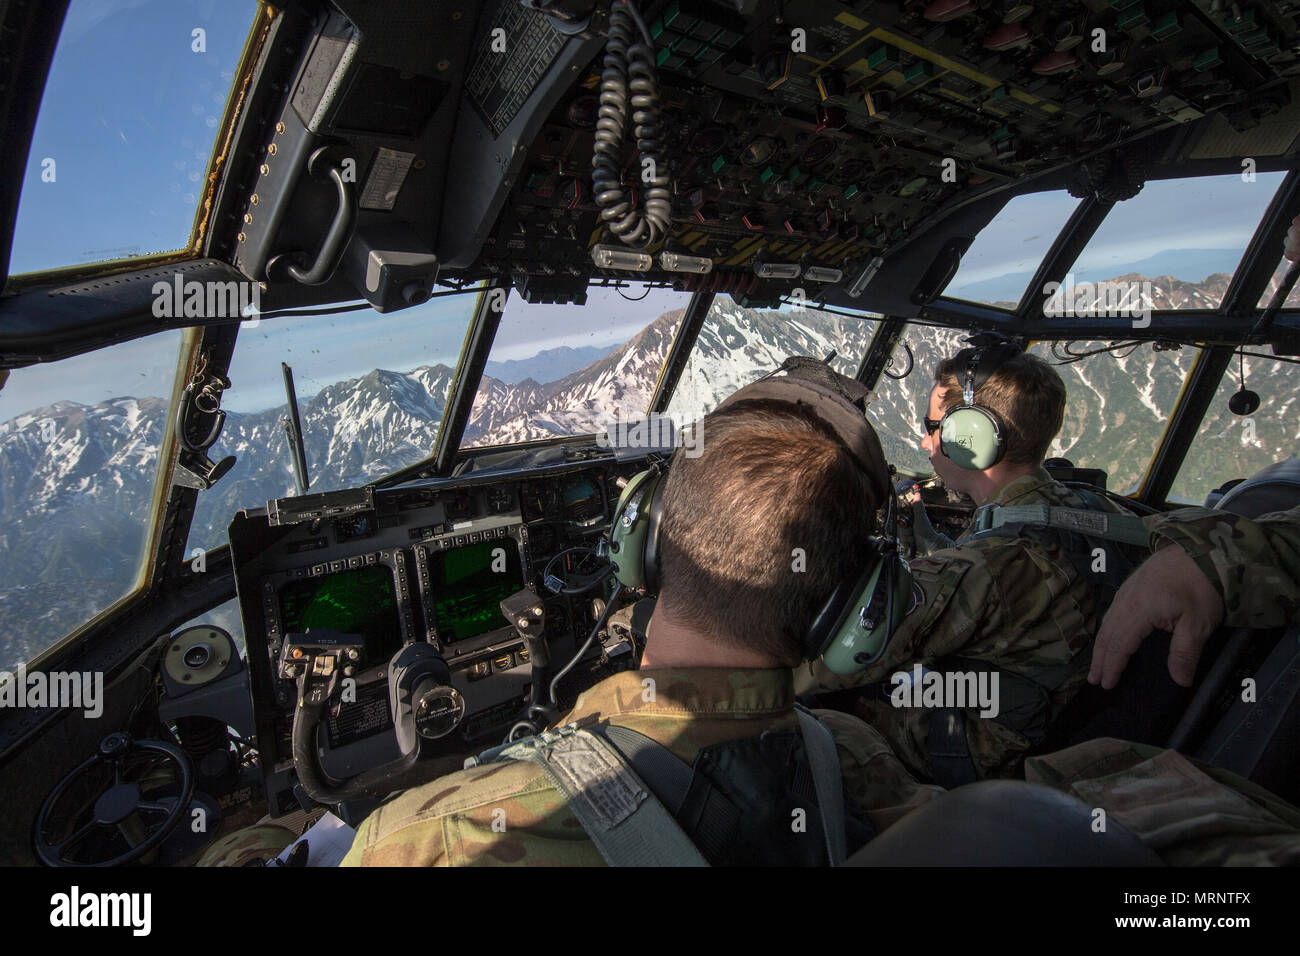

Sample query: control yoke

[279,629,461,807]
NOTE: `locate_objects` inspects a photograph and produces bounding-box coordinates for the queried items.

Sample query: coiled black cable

[592,0,671,248]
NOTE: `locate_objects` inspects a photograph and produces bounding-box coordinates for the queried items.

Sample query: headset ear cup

[609,469,652,589]
[805,574,859,662]
[608,469,666,591]
[818,556,912,675]
[642,474,666,592]
[939,406,1005,470]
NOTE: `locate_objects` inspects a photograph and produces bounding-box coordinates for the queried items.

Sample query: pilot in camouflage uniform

[338,669,942,866]
[797,466,1133,783]
[203,365,946,867]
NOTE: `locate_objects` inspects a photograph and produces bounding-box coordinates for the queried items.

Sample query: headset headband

[714,358,890,508]
[951,341,1023,407]
[962,349,981,405]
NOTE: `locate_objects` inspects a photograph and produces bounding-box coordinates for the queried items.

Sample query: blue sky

[9,0,256,273]
[945,172,1288,304]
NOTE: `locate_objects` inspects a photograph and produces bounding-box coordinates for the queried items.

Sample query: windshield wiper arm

[280,362,311,497]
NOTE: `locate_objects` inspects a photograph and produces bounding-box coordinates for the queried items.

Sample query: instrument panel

[228,458,645,816]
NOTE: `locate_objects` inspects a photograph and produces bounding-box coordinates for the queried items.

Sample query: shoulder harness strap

[486,722,709,867]
[970,501,1150,548]
[794,705,848,866]
[471,710,850,865]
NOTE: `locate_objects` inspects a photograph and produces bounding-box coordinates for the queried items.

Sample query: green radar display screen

[429,539,523,644]
[279,565,401,663]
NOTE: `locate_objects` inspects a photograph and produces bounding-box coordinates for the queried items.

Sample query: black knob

[99,732,131,759]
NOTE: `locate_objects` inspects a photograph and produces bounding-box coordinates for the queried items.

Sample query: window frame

[20,327,200,673]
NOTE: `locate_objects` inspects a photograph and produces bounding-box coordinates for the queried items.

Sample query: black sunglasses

[923,416,943,435]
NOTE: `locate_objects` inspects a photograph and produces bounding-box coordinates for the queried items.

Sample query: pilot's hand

[1285,214,1300,261]
[906,493,954,554]
[1089,545,1225,689]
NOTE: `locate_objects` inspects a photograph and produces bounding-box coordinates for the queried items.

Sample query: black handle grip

[270,146,358,287]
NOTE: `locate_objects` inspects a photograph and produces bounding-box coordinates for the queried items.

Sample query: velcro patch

[544,732,646,829]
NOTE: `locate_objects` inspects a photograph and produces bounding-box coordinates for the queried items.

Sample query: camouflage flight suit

[195,823,300,867]
[796,467,1131,783]
[1026,737,1300,866]
[339,668,942,866]
[1144,504,1300,627]
[1022,505,1300,866]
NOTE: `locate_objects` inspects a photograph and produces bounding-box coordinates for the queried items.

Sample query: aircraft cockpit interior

[0,0,1298,885]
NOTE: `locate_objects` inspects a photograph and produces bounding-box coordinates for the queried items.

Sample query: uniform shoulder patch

[906,580,925,616]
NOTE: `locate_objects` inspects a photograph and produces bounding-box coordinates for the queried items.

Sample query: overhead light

[591,244,652,272]
[660,251,713,274]
[846,257,884,298]
[803,266,843,283]
[753,261,801,279]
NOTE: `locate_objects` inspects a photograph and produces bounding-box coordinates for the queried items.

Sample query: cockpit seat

[1033,629,1209,756]
[844,779,1162,866]
[1208,456,1300,515]
[1042,456,1109,490]
[1188,627,1300,806]
[1034,457,1300,767]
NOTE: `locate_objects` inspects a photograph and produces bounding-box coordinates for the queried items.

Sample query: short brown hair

[656,399,884,665]
[934,351,1066,465]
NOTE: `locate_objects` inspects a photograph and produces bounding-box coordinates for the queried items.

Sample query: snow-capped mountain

[484,345,615,384]
[1,273,1296,672]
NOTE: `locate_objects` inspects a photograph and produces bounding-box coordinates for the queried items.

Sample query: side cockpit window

[0,332,187,671]
[1168,352,1299,505]
[9,0,262,277]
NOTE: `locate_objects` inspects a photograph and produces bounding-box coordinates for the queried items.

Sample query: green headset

[607,358,913,675]
[937,341,1024,471]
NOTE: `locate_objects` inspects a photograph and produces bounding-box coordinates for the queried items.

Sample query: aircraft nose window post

[2,0,1300,931]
